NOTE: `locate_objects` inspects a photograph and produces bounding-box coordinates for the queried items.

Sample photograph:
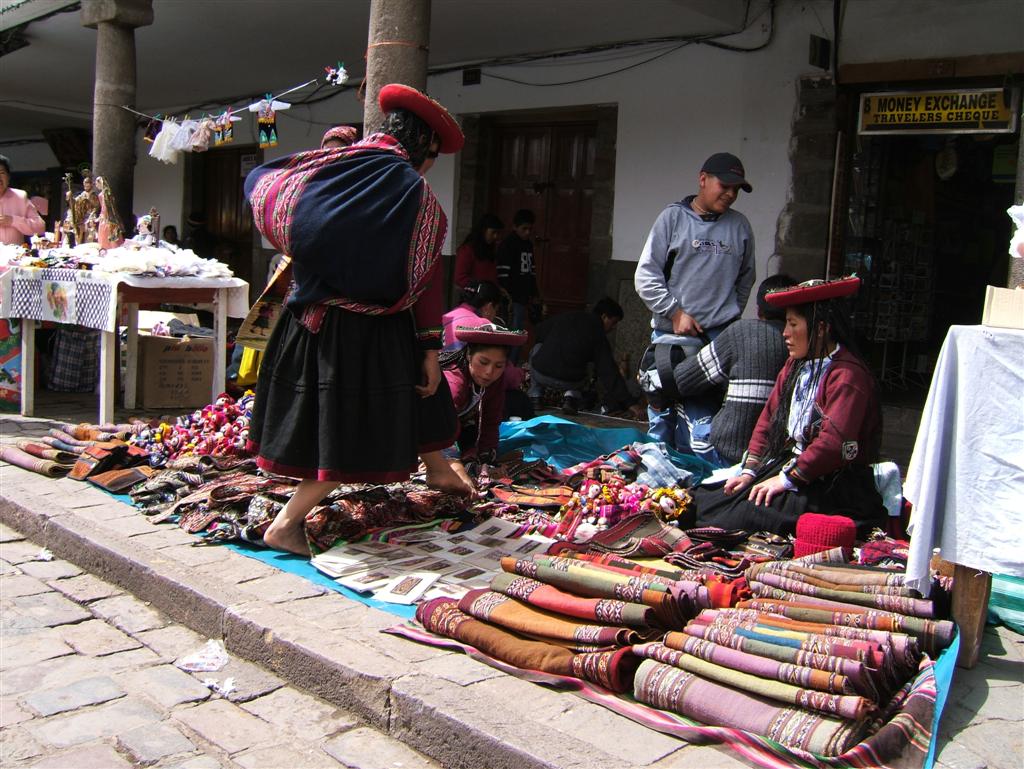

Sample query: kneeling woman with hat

[440,323,528,489]
[691,276,886,536]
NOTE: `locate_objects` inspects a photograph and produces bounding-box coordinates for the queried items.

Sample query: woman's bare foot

[263,520,311,556]
[425,462,476,497]
[450,461,479,496]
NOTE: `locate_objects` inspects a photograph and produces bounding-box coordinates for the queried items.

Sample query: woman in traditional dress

[440,324,528,489]
[441,280,503,350]
[244,84,469,555]
[692,277,887,536]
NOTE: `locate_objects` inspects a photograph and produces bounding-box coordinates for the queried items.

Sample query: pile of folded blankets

[409,515,954,763]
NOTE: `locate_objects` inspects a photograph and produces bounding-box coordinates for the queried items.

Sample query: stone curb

[0,470,642,769]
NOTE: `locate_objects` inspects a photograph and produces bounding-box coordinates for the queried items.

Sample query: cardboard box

[138,333,214,409]
[982,285,1024,330]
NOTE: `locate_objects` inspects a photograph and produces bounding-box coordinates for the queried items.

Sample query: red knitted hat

[378,84,464,154]
[792,512,857,559]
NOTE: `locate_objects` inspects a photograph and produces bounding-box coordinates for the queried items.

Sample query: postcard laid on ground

[470,517,523,539]
[465,548,509,570]
[443,541,488,559]
[389,528,450,545]
[442,565,496,590]
[346,541,404,556]
[336,567,399,593]
[373,572,441,605]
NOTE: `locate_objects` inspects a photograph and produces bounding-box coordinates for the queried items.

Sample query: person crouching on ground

[243,84,470,556]
[528,297,641,418]
[440,324,529,490]
[442,282,533,421]
[690,277,886,536]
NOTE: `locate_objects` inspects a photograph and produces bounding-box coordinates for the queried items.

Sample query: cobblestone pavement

[0,528,441,769]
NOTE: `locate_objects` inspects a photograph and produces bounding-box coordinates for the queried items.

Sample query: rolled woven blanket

[0,445,72,477]
[633,658,865,756]
[631,641,874,720]
[416,597,640,693]
[749,580,936,619]
[490,572,658,628]
[15,440,78,465]
[47,428,90,447]
[458,588,660,648]
[36,436,86,454]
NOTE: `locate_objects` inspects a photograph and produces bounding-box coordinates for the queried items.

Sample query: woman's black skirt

[691,453,886,536]
[248,306,455,482]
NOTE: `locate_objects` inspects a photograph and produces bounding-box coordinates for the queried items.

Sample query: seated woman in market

[441,323,528,488]
[690,276,887,536]
[442,282,532,420]
[441,280,503,350]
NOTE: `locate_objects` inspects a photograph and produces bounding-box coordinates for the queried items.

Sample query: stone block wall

[774,75,838,280]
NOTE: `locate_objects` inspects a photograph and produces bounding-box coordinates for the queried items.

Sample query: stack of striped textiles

[631,559,954,758]
[743,559,955,656]
[414,552,739,692]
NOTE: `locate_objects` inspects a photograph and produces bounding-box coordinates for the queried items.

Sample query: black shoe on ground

[561,395,580,415]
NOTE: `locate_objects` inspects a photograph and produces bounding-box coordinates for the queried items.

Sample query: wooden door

[490,122,596,315]
[194,146,256,286]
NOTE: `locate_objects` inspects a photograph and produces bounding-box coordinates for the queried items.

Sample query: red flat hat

[792,512,857,559]
[454,323,528,347]
[378,84,464,154]
[764,276,861,308]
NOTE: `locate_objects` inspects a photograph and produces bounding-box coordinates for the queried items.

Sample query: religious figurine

[133,214,155,246]
[132,207,160,248]
[71,170,100,243]
[94,176,125,249]
[60,172,78,248]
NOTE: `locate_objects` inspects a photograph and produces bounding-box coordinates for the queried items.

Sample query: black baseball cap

[700,152,752,193]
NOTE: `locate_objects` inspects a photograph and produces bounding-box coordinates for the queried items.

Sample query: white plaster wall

[132,143,187,232]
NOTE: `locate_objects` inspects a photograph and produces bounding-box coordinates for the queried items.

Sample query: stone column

[81,0,153,230]
[363,0,431,132]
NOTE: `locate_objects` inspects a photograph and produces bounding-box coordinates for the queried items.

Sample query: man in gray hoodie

[634,152,756,451]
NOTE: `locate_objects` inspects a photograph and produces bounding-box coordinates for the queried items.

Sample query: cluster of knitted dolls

[130,391,255,466]
[556,478,692,541]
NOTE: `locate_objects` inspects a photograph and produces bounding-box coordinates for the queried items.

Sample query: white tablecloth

[0,266,250,331]
[904,325,1024,595]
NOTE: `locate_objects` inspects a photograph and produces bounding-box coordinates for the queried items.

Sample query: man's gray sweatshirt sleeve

[634,208,679,319]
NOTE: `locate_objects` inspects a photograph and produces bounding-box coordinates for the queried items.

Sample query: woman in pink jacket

[441,281,502,350]
[0,156,46,245]
[441,324,528,473]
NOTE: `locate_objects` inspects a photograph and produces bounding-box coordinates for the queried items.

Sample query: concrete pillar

[363,0,431,133]
[81,0,153,230]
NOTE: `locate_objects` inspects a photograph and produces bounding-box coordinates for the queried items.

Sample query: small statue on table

[94,176,125,249]
[132,207,160,247]
[72,171,100,243]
